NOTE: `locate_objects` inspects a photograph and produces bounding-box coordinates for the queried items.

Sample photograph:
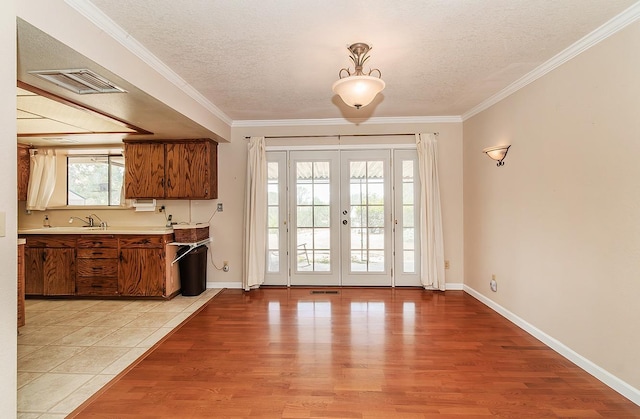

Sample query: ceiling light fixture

[483,145,511,167]
[332,43,385,109]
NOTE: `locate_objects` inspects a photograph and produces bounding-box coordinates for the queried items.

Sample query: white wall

[1,2,17,417]
[463,20,640,392]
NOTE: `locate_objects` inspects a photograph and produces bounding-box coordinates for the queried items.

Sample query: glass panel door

[340,150,392,286]
[270,148,419,287]
[289,151,340,285]
[264,152,288,285]
[393,149,422,286]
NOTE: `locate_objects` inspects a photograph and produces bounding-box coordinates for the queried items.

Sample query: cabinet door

[165,141,211,199]
[124,142,165,199]
[43,248,76,296]
[18,145,30,201]
[118,248,165,296]
[24,247,44,295]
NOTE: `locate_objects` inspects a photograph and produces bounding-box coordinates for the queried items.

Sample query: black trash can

[178,245,207,296]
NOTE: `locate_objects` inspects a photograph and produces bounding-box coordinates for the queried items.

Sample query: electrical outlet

[217,203,223,212]
[490,275,498,292]
[444,260,450,269]
[223,261,229,272]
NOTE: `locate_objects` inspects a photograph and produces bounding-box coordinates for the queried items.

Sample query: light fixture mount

[483,145,511,167]
[332,43,385,109]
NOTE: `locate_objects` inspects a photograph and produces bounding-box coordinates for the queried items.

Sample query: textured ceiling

[86,0,637,121]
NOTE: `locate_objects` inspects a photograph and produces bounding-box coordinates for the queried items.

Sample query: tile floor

[17,289,222,418]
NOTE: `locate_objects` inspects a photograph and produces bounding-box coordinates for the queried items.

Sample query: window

[67,155,124,206]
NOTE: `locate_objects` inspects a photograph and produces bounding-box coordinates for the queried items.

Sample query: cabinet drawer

[119,235,166,248]
[77,237,117,248]
[77,258,118,277]
[77,248,119,259]
[76,277,118,296]
[25,236,76,248]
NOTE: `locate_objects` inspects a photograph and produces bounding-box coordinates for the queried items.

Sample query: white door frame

[263,145,420,287]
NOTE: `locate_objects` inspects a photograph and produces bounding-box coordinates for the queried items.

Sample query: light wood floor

[70,288,640,418]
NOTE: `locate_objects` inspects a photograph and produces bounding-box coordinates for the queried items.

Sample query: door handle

[342,220,348,225]
[342,210,348,215]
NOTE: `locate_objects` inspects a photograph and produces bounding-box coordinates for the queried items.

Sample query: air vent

[28,69,127,95]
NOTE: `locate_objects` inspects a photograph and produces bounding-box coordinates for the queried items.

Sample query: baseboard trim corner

[463,284,640,406]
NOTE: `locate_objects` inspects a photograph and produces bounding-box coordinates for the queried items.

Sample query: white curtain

[26,149,57,211]
[416,133,446,291]
[243,136,267,290]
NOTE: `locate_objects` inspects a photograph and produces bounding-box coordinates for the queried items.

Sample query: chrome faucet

[89,213,108,228]
[68,216,94,227]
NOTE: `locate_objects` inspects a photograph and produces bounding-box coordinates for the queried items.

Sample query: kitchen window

[67,154,124,206]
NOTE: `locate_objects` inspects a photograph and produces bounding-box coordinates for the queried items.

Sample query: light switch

[0,211,5,237]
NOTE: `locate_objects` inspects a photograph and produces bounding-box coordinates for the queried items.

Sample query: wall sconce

[482,145,511,167]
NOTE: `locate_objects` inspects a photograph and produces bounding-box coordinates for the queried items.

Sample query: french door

[264,148,421,287]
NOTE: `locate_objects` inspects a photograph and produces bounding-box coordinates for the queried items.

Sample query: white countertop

[18,226,174,235]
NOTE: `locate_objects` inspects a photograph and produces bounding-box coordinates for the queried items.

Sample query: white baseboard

[208,282,464,290]
[207,281,242,289]
[463,284,640,406]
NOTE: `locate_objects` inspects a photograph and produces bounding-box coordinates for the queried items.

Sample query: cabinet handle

[161,178,165,188]
[167,178,172,188]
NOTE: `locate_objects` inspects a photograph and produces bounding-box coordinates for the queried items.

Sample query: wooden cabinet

[165,141,217,199]
[24,236,76,296]
[124,142,165,199]
[22,233,178,299]
[18,242,25,328]
[76,236,119,296]
[18,144,31,201]
[118,235,166,296]
[124,139,218,200]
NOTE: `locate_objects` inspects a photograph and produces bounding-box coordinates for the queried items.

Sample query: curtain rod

[244,132,438,139]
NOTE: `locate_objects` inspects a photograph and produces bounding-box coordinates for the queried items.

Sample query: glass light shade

[332,75,385,109]
[483,145,510,162]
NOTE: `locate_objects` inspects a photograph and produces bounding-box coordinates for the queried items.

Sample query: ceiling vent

[28,69,127,94]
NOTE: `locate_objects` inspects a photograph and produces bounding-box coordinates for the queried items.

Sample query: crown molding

[232,115,462,128]
[64,0,233,126]
[462,2,640,121]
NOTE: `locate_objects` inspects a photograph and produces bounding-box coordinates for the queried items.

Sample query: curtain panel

[243,137,268,290]
[416,133,446,290]
[26,149,56,211]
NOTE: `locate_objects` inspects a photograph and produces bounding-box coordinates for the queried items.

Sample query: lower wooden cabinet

[22,233,178,299]
[18,242,25,328]
[24,236,76,296]
[118,248,165,296]
[76,237,119,296]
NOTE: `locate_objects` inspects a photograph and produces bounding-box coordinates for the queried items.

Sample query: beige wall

[1,2,17,417]
[463,21,640,390]
[230,121,464,287]
[17,121,465,289]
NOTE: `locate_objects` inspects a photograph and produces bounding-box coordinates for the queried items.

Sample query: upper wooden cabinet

[124,139,218,200]
[18,144,30,201]
[124,142,165,199]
